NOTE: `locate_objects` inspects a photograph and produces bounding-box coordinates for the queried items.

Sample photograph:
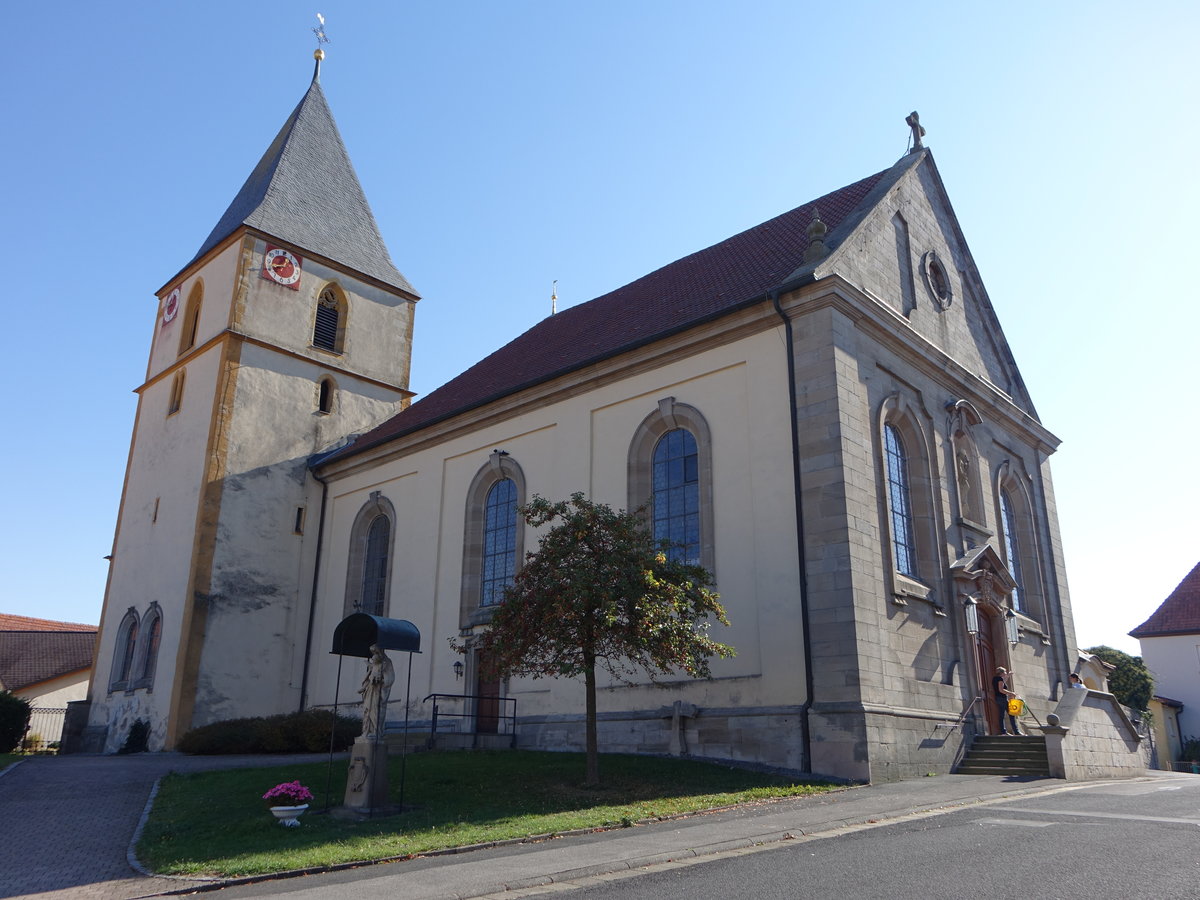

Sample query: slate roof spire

[186,54,416,296]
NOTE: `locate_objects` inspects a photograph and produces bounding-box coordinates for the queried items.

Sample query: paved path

[0,753,1165,900]
[0,752,333,900]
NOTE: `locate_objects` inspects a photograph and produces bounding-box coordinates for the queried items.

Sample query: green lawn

[0,753,21,769]
[139,751,837,877]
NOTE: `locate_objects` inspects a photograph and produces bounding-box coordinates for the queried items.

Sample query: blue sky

[2,1,1196,656]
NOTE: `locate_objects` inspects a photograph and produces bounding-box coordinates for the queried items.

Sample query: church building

[81,54,1082,782]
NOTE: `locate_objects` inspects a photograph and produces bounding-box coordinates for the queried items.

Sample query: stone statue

[358,644,394,741]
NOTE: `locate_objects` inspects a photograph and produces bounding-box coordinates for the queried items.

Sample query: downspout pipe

[299,466,329,711]
[771,288,816,773]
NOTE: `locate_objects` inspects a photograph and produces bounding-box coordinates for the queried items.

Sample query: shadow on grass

[141,751,834,877]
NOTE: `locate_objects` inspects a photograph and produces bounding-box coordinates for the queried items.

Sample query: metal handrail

[423,692,517,748]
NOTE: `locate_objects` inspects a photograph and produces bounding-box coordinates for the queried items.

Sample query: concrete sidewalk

[0,753,1156,900]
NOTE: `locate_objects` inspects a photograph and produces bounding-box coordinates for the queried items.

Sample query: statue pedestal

[337,737,394,818]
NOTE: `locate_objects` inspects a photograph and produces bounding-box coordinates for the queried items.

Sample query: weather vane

[313,13,331,48]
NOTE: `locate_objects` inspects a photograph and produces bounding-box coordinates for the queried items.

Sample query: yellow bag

[1007,698,1025,716]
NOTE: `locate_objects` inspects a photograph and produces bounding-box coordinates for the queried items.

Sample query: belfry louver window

[314,288,341,352]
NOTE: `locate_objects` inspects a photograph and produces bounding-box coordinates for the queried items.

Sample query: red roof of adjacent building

[0,615,97,692]
[1130,561,1200,638]
[0,614,96,633]
[325,158,907,463]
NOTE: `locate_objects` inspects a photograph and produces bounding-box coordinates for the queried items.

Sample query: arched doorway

[973,605,1011,735]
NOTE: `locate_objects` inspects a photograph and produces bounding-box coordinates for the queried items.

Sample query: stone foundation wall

[517,705,808,773]
[1043,689,1150,780]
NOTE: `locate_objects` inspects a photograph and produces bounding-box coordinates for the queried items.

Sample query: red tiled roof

[331,164,897,461]
[1130,560,1200,638]
[0,631,96,692]
[0,614,96,633]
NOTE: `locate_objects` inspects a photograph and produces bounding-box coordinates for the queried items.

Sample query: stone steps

[956,735,1051,776]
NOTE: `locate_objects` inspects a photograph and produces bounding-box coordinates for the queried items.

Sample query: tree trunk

[584,656,599,786]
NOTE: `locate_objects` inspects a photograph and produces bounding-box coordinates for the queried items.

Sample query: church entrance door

[976,611,1000,734]
[474,650,500,734]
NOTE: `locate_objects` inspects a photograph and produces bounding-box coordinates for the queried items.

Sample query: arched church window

[481,479,518,606]
[134,604,163,689]
[628,397,714,573]
[361,515,391,617]
[167,370,185,415]
[1000,491,1024,613]
[178,282,203,354]
[109,608,139,692]
[460,452,526,628]
[317,377,335,414]
[884,423,917,578]
[313,286,346,353]
[652,428,700,564]
[344,494,396,617]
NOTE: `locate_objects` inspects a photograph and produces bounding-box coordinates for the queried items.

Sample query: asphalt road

[564,778,1200,900]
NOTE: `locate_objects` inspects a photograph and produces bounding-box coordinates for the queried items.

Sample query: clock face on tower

[161,287,181,325]
[263,246,303,289]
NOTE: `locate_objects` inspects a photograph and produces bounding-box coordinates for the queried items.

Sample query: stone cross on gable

[906,111,926,150]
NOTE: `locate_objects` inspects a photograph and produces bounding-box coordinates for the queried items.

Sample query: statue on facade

[358,644,394,741]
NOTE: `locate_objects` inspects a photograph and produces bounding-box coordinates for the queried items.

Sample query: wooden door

[976,616,1000,734]
[475,651,500,734]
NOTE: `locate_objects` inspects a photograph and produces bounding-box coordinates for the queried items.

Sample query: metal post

[323,645,345,812]
[398,652,414,812]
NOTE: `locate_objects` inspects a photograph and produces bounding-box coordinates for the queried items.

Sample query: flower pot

[269,803,309,827]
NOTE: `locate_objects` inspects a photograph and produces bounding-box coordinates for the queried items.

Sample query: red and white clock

[263,246,303,289]
[161,287,181,326]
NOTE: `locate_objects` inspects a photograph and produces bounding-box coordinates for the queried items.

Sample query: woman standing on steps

[992,666,1022,735]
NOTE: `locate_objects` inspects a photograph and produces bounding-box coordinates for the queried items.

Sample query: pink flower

[262,780,314,806]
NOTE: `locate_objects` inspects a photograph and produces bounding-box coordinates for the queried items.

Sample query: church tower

[83,51,419,751]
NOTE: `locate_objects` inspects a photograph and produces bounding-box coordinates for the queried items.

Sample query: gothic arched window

[109,608,140,692]
[884,423,917,578]
[178,282,203,355]
[134,604,163,689]
[167,370,185,416]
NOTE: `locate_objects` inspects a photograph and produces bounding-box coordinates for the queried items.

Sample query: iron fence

[23,708,67,753]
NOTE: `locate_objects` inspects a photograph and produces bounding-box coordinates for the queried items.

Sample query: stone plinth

[339,737,394,817]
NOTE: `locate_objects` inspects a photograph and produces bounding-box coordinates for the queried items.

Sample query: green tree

[1085,645,1154,712]
[0,690,32,753]
[468,493,735,785]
